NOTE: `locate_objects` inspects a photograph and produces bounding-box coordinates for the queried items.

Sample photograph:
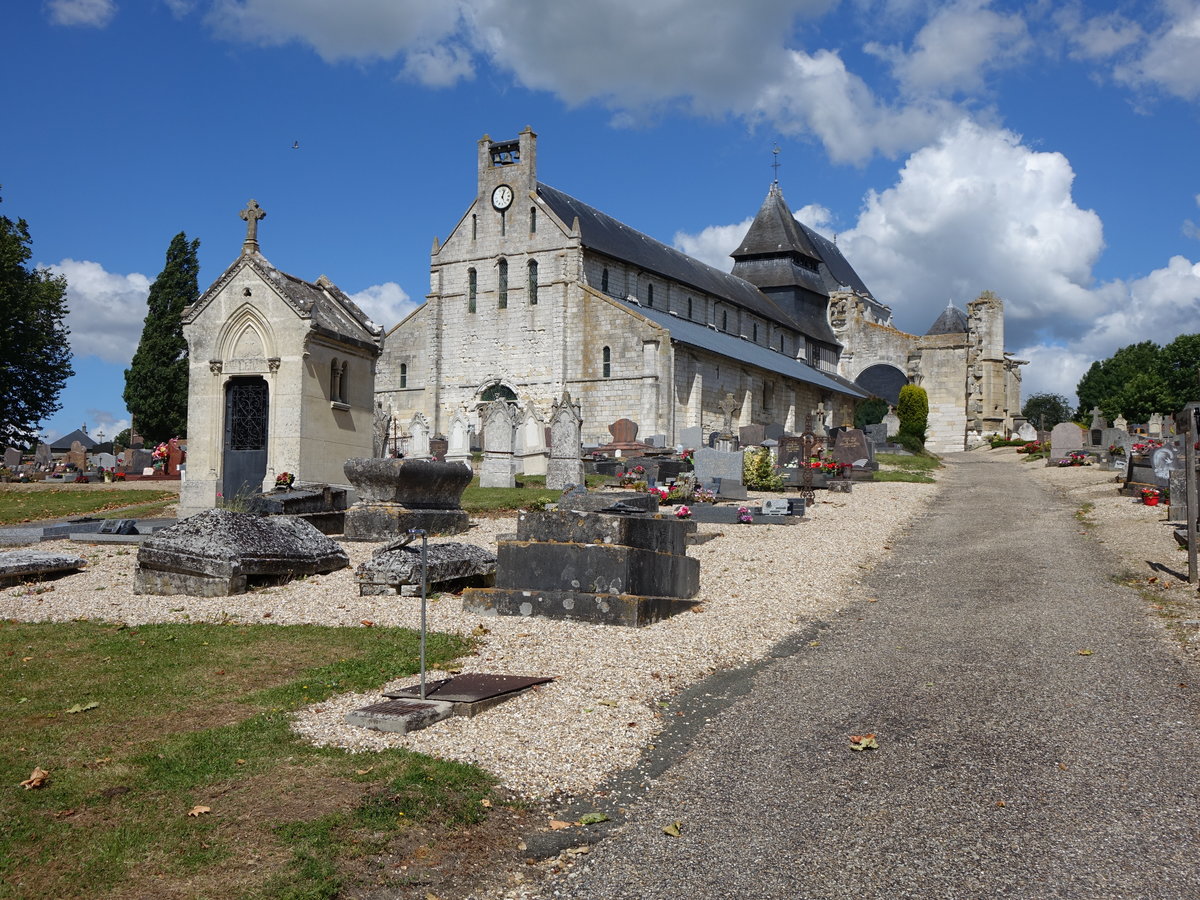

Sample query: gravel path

[534,450,1200,899]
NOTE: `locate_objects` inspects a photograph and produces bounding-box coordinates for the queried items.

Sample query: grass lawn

[1,621,493,899]
[460,473,607,512]
[874,452,941,483]
[0,489,177,526]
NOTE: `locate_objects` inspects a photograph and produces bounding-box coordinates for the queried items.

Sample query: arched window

[330,358,341,402]
[528,260,538,305]
[399,363,407,389]
[530,206,537,234]
[601,267,609,294]
[497,259,508,308]
[471,214,477,241]
[647,284,654,308]
[602,346,611,378]
[779,334,785,353]
[339,361,347,403]
[468,268,477,313]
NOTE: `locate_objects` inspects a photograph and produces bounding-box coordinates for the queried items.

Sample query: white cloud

[47,0,116,27]
[45,259,151,365]
[1057,5,1143,61]
[205,0,465,63]
[349,281,420,329]
[400,43,475,87]
[85,411,131,441]
[1113,0,1200,100]
[866,0,1031,97]
[673,219,752,272]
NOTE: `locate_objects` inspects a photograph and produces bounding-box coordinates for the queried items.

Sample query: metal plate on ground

[384,673,553,703]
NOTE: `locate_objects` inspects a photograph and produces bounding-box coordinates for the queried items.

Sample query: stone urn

[341,458,473,541]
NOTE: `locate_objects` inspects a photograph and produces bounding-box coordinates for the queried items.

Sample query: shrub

[743,447,785,491]
[894,431,926,455]
[896,384,928,447]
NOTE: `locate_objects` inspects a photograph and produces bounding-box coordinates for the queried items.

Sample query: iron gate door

[222,377,269,501]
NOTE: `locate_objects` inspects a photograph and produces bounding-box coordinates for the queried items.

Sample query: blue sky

[6,0,1200,442]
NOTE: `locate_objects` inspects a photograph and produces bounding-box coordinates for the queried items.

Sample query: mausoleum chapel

[181,127,1021,511]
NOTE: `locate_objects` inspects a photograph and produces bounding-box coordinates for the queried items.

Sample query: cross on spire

[239,199,266,253]
[771,144,781,183]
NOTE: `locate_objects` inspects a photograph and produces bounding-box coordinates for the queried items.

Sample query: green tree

[1157,333,1200,411]
[0,192,74,446]
[123,232,198,441]
[1021,393,1072,429]
[1113,371,1174,424]
[1075,341,1161,420]
[896,384,928,446]
[854,396,889,429]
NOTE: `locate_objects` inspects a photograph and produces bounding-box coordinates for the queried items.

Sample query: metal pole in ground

[1179,403,1200,585]
[408,528,429,699]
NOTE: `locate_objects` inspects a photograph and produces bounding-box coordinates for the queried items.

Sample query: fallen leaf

[19,767,49,790]
[662,821,682,837]
[66,701,100,714]
[995,800,1007,808]
[472,624,491,636]
[578,812,610,825]
[21,656,33,662]
[1077,649,1093,656]
[597,699,618,707]
[54,808,77,819]
[480,798,492,807]
[355,767,373,775]
[849,733,878,751]
[548,819,572,830]
[360,619,375,627]
[1058,762,1068,771]
[808,641,821,647]
[187,805,211,817]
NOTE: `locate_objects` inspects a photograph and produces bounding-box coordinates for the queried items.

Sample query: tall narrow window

[647,284,654,308]
[601,267,609,294]
[602,346,611,378]
[472,214,477,241]
[498,259,508,308]
[500,210,506,237]
[330,359,341,401]
[530,206,537,233]
[687,297,693,320]
[400,363,408,389]
[528,260,538,305]
[468,268,477,313]
[722,309,728,331]
[753,322,758,342]
[779,334,785,353]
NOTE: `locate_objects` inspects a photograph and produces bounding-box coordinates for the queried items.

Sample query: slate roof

[49,428,96,451]
[926,304,969,335]
[622,299,867,400]
[732,183,822,262]
[185,251,382,352]
[536,183,806,335]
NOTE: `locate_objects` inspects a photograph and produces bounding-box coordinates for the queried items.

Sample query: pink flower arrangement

[675,505,692,519]
[737,506,753,524]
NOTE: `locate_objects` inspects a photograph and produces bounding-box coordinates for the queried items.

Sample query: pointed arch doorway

[222,376,269,501]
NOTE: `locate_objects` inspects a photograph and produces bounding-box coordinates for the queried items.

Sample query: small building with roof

[178,201,382,518]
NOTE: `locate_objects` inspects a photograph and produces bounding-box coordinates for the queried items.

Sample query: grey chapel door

[222,377,269,501]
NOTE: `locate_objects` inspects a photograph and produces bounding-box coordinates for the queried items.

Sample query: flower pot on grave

[1145,496,1160,506]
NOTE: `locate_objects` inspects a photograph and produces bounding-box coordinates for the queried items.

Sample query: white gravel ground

[1,482,938,800]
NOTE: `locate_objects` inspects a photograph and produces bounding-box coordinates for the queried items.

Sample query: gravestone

[693,448,746,500]
[1102,428,1133,459]
[408,413,432,460]
[1088,407,1107,447]
[3,447,20,470]
[1049,422,1084,461]
[462,508,699,627]
[546,391,585,490]
[1016,422,1038,442]
[739,424,766,447]
[0,550,86,586]
[882,406,901,438]
[1149,413,1164,438]
[134,508,349,596]
[128,449,153,473]
[429,437,448,462]
[66,441,87,470]
[445,408,472,468]
[480,400,518,488]
[356,539,497,596]
[34,443,51,468]
[1114,414,1128,432]
[516,403,549,476]
[863,424,888,447]
[596,418,652,457]
[91,452,118,471]
[678,425,703,451]
[832,428,872,467]
[342,458,472,540]
[764,423,786,442]
[164,439,185,476]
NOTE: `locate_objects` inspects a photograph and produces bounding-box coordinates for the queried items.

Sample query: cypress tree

[896,384,929,447]
[0,191,74,446]
[123,232,198,442]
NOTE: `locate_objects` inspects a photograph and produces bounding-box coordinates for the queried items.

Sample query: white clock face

[492,184,514,210]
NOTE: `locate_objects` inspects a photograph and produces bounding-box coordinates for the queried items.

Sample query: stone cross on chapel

[239,199,266,253]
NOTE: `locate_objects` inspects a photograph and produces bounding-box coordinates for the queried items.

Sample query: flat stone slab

[0,550,86,586]
[69,532,147,544]
[462,586,697,627]
[685,505,801,525]
[134,508,349,596]
[0,530,43,547]
[356,540,497,596]
[345,698,454,734]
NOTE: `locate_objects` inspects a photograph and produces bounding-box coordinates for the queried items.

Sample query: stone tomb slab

[134,508,349,596]
[384,673,553,718]
[344,698,455,734]
[464,587,697,628]
[0,550,86,586]
[356,540,497,596]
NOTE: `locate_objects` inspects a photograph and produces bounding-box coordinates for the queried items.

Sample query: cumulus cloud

[349,281,420,330]
[47,0,116,27]
[1056,5,1143,61]
[865,0,1031,97]
[46,259,151,365]
[1113,0,1200,100]
[85,411,131,441]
